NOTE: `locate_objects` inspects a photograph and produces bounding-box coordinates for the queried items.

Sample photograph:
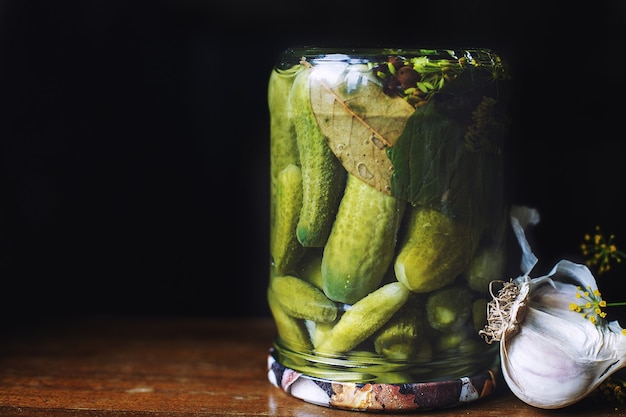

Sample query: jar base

[267,347,499,412]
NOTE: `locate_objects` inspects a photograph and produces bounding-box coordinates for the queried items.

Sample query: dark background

[1,1,625,327]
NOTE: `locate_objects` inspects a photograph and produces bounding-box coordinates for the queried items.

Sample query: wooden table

[1,316,624,416]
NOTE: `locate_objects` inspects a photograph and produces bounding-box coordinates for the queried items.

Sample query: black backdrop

[1,1,626,325]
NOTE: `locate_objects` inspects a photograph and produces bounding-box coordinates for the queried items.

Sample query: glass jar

[266,47,512,412]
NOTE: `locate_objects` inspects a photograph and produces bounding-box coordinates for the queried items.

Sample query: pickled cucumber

[292,68,346,247]
[462,244,506,293]
[271,164,305,275]
[425,284,473,331]
[269,65,303,248]
[295,249,324,290]
[373,298,426,359]
[394,206,480,293]
[307,320,335,348]
[316,282,410,354]
[267,287,312,350]
[321,174,406,304]
[432,331,466,351]
[270,275,338,323]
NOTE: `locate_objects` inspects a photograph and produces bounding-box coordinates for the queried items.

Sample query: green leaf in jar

[386,95,504,231]
[309,70,415,195]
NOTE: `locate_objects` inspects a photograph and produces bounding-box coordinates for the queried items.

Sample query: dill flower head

[580,228,626,401]
[569,285,608,324]
[579,227,626,335]
[580,226,626,275]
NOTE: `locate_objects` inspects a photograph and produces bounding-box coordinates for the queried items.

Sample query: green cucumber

[462,244,506,293]
[394,206,479,293]
[373,296,426,359]
[295,249,324,290]
[267,287,312,351]
[270,275,338,323]
[269,65,303,248]
[309,320,334,348]
[271,164,305,275]
[425,284,473,331]
[316,282,410,354]
[292,69,346,247]
[321,174,406,304]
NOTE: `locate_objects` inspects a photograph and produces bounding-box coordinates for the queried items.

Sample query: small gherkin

[426,283,473,331]
[394,206,479,293]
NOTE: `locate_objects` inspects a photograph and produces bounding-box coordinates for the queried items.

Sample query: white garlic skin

[500,264,626,409]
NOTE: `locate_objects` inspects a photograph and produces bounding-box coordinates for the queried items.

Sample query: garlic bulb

[480,206,626,409]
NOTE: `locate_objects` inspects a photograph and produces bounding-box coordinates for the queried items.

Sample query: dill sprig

[581,226,626,275]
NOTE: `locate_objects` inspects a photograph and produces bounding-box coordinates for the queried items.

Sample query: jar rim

[276,46,506,69]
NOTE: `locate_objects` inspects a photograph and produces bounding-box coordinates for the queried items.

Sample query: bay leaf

[309,74,415,194]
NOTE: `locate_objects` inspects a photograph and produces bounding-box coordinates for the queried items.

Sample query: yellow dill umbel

[569,285,608,324]
[580,226,626,275]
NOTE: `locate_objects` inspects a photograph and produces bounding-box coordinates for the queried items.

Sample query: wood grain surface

[0,316,624,416]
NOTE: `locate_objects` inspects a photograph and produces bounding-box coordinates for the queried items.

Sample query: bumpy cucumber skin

[373,298,425,359]
[322,174,406,304]
[316,282,410,354]
[267,287,313,351]
[269,66,303,251]
[292,69,346,247]
[270,275,338,323]
[271,164,305,275]
[394,206,479,293]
